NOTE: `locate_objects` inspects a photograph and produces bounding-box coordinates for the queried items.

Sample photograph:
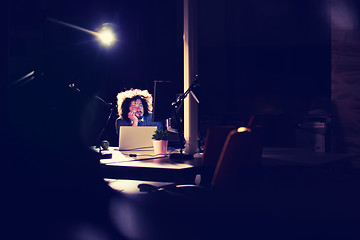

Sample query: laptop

[118,126,157,150]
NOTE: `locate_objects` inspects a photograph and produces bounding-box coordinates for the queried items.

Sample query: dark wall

[197,0,331,147]
[7,0,332,147]
[331,0,360,154]
[7,0,183,146]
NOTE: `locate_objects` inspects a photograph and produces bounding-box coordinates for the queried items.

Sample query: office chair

[211,125,264,188]
[200,126,237,187]
[136,125,264,197]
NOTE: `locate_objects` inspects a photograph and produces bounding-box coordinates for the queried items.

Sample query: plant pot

[153,140,168,155]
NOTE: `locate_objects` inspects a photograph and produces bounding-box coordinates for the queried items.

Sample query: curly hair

[117,89,153,121]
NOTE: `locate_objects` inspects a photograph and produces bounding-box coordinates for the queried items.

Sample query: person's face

[129,98,144,119]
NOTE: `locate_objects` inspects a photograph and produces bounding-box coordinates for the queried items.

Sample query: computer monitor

[152,80,177,122]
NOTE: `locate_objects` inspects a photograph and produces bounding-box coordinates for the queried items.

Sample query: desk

[262,147,358,166]
[260,147,360,190]
[97,146,358,193]
[98,147,202,183]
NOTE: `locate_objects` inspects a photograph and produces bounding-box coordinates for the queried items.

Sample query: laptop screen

[118,126,157,150]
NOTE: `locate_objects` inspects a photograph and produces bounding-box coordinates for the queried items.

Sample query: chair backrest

[202,126,237,167]
[211,125,264,188]
[200,126,236,186]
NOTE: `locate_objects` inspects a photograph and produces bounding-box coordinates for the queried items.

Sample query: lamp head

[96,23,118,47]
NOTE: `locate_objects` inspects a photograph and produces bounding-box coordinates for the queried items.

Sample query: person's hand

[128,111,138,126]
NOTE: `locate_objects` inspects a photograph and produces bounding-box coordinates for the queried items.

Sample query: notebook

[118,126,157,150]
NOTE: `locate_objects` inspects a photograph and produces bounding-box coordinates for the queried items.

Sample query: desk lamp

[170,75,200,160]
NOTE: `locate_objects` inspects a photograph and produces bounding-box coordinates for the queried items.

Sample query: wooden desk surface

[99,147,202,167]
[97,147,202,183]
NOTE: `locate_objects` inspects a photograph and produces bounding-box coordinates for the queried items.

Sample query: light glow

[48,18,117,47]
[237,127,251,133]
[97,27,116,46]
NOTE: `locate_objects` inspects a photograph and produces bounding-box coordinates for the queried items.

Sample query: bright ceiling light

[97,27,116,46]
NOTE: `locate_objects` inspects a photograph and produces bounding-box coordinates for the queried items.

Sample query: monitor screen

[152,80,177,122]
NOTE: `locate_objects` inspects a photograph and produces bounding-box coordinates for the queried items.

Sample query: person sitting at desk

[115,88,163,134]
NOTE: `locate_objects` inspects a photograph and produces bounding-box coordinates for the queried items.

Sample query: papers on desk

[99,147,194,169]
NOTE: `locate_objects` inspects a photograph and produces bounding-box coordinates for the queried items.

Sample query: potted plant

[152,129,169,155]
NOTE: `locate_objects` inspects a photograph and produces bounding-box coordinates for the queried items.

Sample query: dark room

[4,0,360,239]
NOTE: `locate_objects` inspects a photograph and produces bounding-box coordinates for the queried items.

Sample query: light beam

[48,18,97,35]
[48,18,117,46]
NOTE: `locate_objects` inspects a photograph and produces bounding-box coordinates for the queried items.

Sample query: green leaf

[152,129,169,140]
